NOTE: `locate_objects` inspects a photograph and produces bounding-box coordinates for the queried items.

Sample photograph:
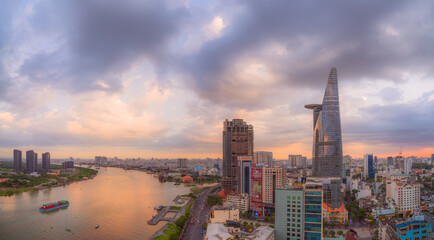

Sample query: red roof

[323,203,346,213]
[218,190,236,200]
[180,176,193,182]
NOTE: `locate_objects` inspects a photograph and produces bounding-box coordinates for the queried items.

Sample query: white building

[387,179,420,213]
[403,158,412,174]
[226,193,249,212]
[288,155,306,168]
[205,222,232,240]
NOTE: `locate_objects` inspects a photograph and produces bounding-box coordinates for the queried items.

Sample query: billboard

[250,167,262,212]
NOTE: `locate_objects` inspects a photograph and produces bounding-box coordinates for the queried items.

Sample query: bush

[337,230,343,236]
[255,223,261,228]
[268,225,274,229]
[329,230,335,237]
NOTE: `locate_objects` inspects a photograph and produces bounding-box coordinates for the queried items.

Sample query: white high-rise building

[387,178,420,214]
[403,158,413,174]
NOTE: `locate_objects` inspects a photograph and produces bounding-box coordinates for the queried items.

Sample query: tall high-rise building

[223,119,254,191]
[253,151,273,167]
[262,167,286,215]
[403,158,412,174]
[26,150,38,173]
[237,156,252,194]
[288,155,306,168]
[275,182,323,240]
[13,149,22,171]
[364,154,375,179]
[178,158,187,168]
[305,67,343,178]
[431,154,434,165]
[42,152,50,171]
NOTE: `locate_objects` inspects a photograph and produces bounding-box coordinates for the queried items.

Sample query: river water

[0,167,193,240]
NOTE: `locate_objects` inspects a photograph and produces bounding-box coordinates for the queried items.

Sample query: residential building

[227,193,249,212]
[42,152,50,172]
[388,179,420,214]
[288,155,306,168]
[253,151,273,167]
[209,207,239,224]
[275,182,323,240]
[26,150,38,173]
[364,154,375,179]
[250,167,263,214]
[262,167,285,215]
[62,161,74,169]
[178,158,187,168]
[237,156,252,194]
[223,119,254,191]
[13,149,22,171]
[305,67,343,178]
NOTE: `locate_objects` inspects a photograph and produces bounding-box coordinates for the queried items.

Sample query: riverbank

[0,167,98,197]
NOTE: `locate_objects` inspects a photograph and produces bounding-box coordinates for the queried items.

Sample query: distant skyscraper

[42,152,50,171]
[26,150,37,173]
[223,119,254,191]
[13,149,22,171]
[431,154,434,165]
[237,156,252,194]
[305,67,343,178]
[178,158,187,168]
[253,151,273,167]
[403,158,412,174]
[364,154,375,179]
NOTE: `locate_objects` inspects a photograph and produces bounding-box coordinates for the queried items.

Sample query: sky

[1,0,434,159]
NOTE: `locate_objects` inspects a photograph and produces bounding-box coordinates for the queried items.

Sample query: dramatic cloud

[1,0,434,158]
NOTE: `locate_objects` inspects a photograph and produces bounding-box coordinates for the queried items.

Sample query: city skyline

[1,1,434,159]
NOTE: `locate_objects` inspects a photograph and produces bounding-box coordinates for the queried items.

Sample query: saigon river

[0,167,193,239]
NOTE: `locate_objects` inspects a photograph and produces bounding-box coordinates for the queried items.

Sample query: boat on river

[39,200,69,212]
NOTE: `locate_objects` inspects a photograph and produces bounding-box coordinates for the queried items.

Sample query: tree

[337,230,343,236]
[329,230,336,237]
[374,230,379,236]
[331,222,336,227]
[323,221,329,227]
[202,222,207,230]
[207,194,222,207]
[264,216,270,222]
[255,223,261,228]
[344,221,350,228]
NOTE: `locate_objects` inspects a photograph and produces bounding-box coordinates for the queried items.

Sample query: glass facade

[304,190,322,240]
[305,67,343,178]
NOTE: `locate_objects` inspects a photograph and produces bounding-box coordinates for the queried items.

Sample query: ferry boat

[39,200,69,212]
[154,205,163,210]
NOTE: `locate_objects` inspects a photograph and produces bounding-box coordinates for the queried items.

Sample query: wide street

[180,185,220,240]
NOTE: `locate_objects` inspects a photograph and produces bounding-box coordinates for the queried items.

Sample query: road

[180,185,220,240]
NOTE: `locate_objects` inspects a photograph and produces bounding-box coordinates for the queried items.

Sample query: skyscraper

[42,152,50,171]
[364,154,375,179]
[13,149,22,171]
[387,156,394,167]
[223,119,254,191]
[305,67,343,178]
[26,150,37,173]
[288,154,306,168]
[253,151,273,167]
